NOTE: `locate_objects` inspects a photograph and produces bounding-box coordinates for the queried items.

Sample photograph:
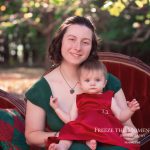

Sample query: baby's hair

[79,59,107,80]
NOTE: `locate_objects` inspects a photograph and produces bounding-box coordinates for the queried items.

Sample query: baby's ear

[78,81,81,87]
[78,81,83,90]
[104,80,107,86]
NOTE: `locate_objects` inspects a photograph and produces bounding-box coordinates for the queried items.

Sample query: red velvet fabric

[103,61,150,150]
[104,62,150,130]
[0,97,15,109]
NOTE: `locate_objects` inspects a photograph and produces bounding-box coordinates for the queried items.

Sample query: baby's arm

[127,99,140,112]
[111,98,140,122]
[50,96,77,123]
[70,101,78,121]
[50,96,71,123]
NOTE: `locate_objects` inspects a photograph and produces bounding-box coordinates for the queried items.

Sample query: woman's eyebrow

[82,38,91,41]
[67,34,91,41]
[67,34,76,38]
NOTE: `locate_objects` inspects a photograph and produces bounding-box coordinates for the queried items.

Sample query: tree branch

[25,19,43,32]
[109,27,150,46]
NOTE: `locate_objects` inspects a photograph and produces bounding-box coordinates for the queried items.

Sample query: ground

[0,67,45,98]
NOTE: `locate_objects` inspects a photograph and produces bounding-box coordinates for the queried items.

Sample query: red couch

[0,52,150,150]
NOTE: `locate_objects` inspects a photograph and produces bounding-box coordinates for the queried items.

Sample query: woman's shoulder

[25,77,52,108]
[44,67,60,82]
[26,77,50,94]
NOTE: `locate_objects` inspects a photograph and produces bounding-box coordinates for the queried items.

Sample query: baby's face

[79,69,107,94]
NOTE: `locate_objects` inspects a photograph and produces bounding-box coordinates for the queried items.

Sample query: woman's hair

[79,59,107,80]
[49,16,99,65]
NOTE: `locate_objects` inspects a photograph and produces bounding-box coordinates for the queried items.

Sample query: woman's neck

[59,61,79,82]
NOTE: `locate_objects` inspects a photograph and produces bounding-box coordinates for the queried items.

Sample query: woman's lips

[71,53,82,57]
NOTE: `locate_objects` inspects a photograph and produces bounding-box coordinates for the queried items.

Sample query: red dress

[59,91,140,150]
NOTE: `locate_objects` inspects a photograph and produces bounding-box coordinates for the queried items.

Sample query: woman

[25,16,139,150]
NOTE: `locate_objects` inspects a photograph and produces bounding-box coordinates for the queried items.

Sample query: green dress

[25,73,127,150]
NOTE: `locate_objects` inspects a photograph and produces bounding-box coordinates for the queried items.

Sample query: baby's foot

[48,143,69,150]
[48,143,61,150]
[48,143,56,150]
[86,139,97,150]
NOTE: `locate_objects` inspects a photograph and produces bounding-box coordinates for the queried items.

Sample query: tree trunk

[44,35,51,69]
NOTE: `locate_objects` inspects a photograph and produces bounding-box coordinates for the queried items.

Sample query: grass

[0,67,45,98]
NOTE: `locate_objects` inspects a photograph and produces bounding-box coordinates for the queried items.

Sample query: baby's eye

[85,79,90,82]
[96,79,100,82]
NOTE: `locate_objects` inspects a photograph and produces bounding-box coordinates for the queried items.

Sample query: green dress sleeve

[25,77,51,109]
[25,77,64,131]
[103,73,121,93]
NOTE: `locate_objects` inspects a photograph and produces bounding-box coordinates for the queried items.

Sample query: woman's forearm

[25,101,58,147]
[25,131,57,147]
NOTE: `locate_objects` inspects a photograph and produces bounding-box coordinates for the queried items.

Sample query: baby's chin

[85,91,101,94]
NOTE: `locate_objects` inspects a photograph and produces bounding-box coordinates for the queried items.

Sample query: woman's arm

[25,100,57,147]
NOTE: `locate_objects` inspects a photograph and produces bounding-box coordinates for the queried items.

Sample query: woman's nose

[74,41,81,51]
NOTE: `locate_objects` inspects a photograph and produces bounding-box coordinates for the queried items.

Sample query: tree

[0,0,149,65]
[93,0,150,64]
[0,0,87,66]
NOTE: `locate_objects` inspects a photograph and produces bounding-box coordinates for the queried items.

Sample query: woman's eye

[83,41,89,45]
[69,38,75,41]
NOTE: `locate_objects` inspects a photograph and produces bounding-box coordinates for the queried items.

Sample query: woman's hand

[121,126,139,143]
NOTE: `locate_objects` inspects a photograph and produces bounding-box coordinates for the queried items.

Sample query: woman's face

[61,24,92,66]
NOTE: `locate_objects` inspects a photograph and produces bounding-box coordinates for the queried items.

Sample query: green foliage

[100,16,135,41]
[1,0,22,14]
[0,0,149,66]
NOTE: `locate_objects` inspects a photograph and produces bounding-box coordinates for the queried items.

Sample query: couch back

[99,52,150,130]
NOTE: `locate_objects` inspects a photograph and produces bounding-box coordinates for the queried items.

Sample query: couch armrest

[0,89,26,117]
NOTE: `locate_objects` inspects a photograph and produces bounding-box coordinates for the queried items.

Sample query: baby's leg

[48,140,72,150]
[86,139,97,150]
[58,140,72,150]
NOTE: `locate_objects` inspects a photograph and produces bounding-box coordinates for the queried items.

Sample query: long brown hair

[49,16,99,65]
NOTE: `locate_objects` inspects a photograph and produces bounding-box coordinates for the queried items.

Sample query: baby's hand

[127,99,140,112]
[50,96,59,110]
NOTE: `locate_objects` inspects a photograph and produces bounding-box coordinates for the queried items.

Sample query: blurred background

[0,0,150,97]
